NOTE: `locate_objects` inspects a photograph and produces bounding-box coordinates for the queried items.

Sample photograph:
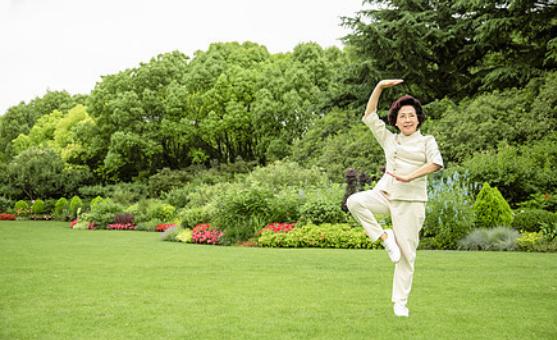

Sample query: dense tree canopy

[0,0,555,204]
[341,0,557,104]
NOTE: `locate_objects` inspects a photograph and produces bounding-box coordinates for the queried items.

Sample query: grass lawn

[1,221,556,339]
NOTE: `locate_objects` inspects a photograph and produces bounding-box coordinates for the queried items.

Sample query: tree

[0,91,83,160]
[425,71,557,164]
[473,182,513,228]
[342,0,557,103]
[7,147,65,199]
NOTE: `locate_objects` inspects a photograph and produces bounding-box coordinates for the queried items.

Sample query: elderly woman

[347,79,443,317]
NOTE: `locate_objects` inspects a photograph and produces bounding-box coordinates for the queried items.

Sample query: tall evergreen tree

[341,0,557,104]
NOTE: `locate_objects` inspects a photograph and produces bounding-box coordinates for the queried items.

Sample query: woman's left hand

[387,171,413,183]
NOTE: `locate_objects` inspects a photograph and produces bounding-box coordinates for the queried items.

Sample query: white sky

[0,0,365,115]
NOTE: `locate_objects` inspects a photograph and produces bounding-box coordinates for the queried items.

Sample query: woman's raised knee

[346,193,362,212]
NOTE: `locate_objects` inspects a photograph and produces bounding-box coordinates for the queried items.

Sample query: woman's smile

[396,105,418,135]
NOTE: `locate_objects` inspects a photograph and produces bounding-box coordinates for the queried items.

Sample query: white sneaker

[394,303,409,317]
[382,229,401,263]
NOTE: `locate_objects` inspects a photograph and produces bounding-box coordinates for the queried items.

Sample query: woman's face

[396,105,418,136]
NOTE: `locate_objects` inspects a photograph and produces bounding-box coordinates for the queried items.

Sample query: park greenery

[1,0,556,251]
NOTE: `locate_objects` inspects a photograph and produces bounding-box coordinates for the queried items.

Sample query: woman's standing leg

[390,200,426,316]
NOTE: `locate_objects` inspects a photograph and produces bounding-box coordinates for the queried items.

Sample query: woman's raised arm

[364,79,404,117]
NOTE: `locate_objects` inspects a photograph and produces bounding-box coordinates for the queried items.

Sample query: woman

[347,79,443,317]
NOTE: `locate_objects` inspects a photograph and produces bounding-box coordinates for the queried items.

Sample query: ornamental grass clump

[457,226,520,251]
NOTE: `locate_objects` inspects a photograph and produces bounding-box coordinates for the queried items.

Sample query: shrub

[459,135,557,206]
[69,195,83,219]
[540,222,557,241]
[299,197,348,225]
[517,192,557,211]
[246,161,329,190]
[516,232,543,251]
[43,199,56,215]
[175,229,193,243]
[0,196,14,213]
[512,209,557,232]
[14,200,29,216]
[422,172,476,249]
[457,227,520,251]
[54,197,69,220]
[473,182,513,229]
[257,223,381,249]
[266,187,304,223]
[0,213,16,220]
[114,212,134,225]
[31,199,46,214]
[81,198,124,229]
[135,218,162,232]
[79,182,149,204]
[107,223,135,230]
[212,183,272,244]
[162,186,192,209]
[191,224,223,245]
[298,184,349,225]
[148,168,193,197]
[147,202,176,222]
[178,206,214,229]
[90,196,105,209]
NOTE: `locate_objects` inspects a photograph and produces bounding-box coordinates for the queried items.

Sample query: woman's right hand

[378,79,404,89]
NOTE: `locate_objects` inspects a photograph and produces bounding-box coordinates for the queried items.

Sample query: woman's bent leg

[346,189,390,241]
[390,201,425,307]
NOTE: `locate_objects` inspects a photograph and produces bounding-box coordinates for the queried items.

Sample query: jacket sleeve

[362,111,393,148]
[425,135,444,168]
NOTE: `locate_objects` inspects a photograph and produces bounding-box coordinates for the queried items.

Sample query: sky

[0,0,366,115]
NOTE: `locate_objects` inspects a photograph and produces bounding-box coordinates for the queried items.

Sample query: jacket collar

[396,130,422,144]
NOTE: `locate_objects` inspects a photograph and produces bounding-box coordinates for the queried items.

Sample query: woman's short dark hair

[387,95,425,129]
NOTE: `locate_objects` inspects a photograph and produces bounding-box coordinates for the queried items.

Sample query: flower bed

[0,213,16,221]
[156,223,176,232]
[70,219,79,228]
[257,222,295,235]
[192,224,223,245]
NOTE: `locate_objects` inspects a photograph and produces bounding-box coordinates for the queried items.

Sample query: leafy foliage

[512,209,557,232]
[257,223,381,249]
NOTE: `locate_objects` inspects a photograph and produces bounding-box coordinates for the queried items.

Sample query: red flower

[257,222,296,235]
[192,224,223,245]
[156,223,176,232]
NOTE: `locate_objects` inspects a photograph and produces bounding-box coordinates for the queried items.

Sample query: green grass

[1,221,556,339]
